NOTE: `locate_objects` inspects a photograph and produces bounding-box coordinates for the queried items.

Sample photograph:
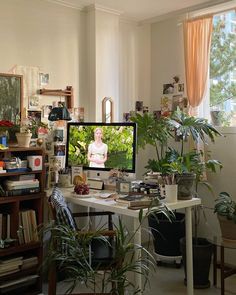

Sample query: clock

[117,180,131,194]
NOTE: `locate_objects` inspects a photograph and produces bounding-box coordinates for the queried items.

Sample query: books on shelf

[0,213,11,240]
[6,187,40,196]
[19,209,39,244]
[5,179,39,190]
[116,194,152,207]
[0,274,39,293]
[21,256,38,270]
[0,256,23,277]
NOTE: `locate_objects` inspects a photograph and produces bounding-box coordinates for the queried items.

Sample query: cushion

[50,187,77,230]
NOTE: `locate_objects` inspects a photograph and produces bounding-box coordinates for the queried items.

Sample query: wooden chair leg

[48,262,57,295]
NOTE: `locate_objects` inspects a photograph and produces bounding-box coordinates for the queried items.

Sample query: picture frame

[116,180,131,194]
[0,73,23,124]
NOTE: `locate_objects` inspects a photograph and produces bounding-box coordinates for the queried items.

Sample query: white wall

[151,17,185,110]
[0,0,83,107]
[95,10,120,121]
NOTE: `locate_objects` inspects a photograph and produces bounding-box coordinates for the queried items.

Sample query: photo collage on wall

[161,76,188,117]
[123,101,150,122]
[122,77,188,122]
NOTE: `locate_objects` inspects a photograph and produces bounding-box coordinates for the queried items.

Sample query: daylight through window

[210,10,236,126]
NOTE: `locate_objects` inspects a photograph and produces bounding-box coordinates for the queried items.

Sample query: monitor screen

[66,122,137,173]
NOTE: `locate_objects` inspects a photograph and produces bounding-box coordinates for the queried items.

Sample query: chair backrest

[49,187,77,230]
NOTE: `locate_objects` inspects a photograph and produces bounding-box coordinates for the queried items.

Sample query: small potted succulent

[15,123,32,148]
[214,191,236,241]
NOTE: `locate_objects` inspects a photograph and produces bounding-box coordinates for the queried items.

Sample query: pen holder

[58,174,72,188]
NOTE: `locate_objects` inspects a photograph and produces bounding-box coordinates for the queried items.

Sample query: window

[210,11,236,126]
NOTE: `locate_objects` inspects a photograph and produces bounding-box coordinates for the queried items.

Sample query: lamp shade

[48,106,72,121]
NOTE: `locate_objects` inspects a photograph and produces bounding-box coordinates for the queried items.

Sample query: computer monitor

[66,122,137,175]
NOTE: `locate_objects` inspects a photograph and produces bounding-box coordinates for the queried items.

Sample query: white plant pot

[16,132,32,147]
[165,184,178,203]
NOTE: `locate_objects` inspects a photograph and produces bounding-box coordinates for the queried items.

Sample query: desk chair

[47,187,118,295]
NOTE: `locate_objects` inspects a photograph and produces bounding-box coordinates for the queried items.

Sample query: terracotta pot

[217,215,236,241]
[16,132,32,147]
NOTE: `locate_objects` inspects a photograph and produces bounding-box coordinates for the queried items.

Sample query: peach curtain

[183,16,213,114]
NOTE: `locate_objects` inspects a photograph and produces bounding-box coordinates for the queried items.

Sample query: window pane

[210,11,236,126]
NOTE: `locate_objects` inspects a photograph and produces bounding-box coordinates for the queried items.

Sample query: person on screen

[87,128,108,168]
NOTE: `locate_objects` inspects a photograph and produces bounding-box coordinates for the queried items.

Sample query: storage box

[27,155,42,171]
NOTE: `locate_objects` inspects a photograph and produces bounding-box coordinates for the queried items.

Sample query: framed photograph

[0,73,23,124]
[117,180,131,194]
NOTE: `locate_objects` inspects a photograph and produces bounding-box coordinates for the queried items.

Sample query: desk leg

[220,246,225,295]
[185,207,194,295]
[134,218,142,294]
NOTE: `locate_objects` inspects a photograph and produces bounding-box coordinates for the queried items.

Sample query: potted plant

[42,199,172,295]
[214,191,236,241]
[15,124,32,147]
[131,109,223,288]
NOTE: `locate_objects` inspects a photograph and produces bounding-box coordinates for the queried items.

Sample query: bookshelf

[0,147,45,295]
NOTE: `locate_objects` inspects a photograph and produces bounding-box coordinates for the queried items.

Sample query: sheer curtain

[183,16,213,116]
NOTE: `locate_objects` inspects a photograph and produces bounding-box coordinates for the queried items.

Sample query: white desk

[59,188,201,295]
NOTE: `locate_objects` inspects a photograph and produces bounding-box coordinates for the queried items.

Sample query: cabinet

[0,147,45,295]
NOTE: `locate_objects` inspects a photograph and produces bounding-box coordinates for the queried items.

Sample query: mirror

[102,97,113,123]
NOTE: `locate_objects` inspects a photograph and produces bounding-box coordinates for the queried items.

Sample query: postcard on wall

[178,83,184,93]
[27,110,42,122]
[39,73,49,86]
[161,95,172,117]
[74,107,85,122]
[43,105,52,118]
[172,95,188,112]
[54,144,66,156]
[28,95,40,110]
[163,84,174,95]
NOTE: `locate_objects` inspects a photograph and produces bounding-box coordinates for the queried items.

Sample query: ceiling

[46,0,232,21]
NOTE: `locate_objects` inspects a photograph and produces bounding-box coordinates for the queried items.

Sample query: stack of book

[4,179,40,196]
[0,274,39,293]
[0,257,23,277]
[18,210,38,244]
[116,194,152,208]
[21,256,38,270]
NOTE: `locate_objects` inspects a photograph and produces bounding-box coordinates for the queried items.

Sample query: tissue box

[27,155,42,171]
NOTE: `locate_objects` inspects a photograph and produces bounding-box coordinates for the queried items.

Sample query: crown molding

[84,4,122,16]
[140,0,234,24]
[44,0,83,10]
[119,16,139,25]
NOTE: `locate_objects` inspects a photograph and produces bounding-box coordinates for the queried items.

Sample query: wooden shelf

[39,86,74,108]
[0,147,44,294]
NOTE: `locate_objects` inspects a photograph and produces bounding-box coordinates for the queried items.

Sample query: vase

[165,184,178,203]
[16,132,32,147]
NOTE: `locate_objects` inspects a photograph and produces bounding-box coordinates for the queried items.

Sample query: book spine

[6,187,40,196]
[21,211,30,244]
